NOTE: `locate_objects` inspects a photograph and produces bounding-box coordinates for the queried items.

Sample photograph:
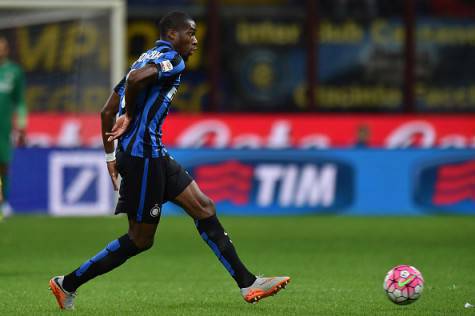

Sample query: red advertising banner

[26,113,475,149]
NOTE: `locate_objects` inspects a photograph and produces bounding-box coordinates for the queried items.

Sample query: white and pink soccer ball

[383,265,424,305]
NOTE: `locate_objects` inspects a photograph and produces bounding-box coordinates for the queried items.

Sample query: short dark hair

[159,11,192,38]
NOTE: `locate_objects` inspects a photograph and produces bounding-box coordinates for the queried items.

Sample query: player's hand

[16,129,26,147]
[106,114,132,142]
[106,160,119,191]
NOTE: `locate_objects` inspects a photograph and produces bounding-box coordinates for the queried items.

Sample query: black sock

[62,234,142,292]
[1,173,8,200]
[195,215,256,288]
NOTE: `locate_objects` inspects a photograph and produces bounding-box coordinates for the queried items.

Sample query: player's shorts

[0,135,12,164]
[114,151,193,224]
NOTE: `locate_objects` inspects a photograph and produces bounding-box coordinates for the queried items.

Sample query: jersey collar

[155,40,173,48]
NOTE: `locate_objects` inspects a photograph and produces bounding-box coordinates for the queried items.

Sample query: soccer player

[49,12,290,310]
[0,36,27,220]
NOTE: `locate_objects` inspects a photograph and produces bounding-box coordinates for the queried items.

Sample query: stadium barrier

[26,113,475,149]
[10,148,475,215]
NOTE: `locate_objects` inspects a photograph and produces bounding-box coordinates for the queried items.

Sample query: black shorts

[115,151,193,224]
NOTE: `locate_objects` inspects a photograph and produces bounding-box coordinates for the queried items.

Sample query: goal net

[0,0,125,113]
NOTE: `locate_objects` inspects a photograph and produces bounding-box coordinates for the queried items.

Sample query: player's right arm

[101,91,120,190]
[12,65,27,146]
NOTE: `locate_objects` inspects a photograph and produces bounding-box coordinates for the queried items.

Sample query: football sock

[62,234,142,292]
[195,215,256,288]
[1,173,8,201]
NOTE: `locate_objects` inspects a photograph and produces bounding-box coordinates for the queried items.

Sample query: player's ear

[167,29,177,41]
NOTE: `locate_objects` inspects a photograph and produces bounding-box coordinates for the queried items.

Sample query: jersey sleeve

[12,66,27,129]
[152,51,185,81]
[113,75,126,94]
[114,66,131,95]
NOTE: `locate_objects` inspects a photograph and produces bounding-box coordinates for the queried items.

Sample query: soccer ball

[383,265,424,305]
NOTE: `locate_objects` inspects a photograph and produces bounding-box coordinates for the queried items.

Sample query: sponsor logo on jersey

[137,50,163,62]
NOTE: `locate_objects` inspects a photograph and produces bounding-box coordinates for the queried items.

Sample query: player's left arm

[12,66,27,146]
[123,52,184,117]
[107,52,185,142]
[153,52,185,79]
[106,64,159,142]
[124,64,159,118]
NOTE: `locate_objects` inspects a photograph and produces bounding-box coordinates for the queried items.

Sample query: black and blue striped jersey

[114,40,184,158]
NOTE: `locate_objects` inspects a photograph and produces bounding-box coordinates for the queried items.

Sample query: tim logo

[192,159,353,210]
[415,159,475,213]
[49,152,112,216]
[195,161,252,205]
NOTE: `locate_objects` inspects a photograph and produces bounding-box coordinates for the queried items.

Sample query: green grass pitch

[0,215,474,315]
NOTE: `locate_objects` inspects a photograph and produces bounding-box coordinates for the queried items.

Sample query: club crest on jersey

[160,60,174,72]
[150,204,161,217]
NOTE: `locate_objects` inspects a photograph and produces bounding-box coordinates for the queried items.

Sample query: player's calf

[195,214,256,288]
[59,234,143,294]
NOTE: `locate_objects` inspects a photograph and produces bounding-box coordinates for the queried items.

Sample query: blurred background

[1,0,474,216]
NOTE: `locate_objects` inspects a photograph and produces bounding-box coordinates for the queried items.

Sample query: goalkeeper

[0,36,27,219]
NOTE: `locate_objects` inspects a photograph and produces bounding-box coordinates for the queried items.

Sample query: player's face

[174,20,198,61]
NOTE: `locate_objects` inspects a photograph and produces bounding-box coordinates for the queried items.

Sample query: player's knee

[128,230,155,251]
[185,194,216,219]
[200,197,216,218]
[132,236,154,251]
